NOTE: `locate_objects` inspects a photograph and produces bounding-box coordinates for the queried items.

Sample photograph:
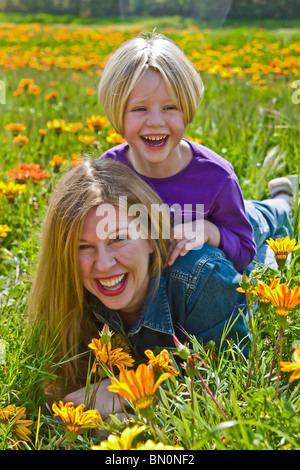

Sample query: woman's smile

[78,206,154,315]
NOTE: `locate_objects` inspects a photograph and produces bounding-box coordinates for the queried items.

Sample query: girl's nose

[94,245,116,272]
[146,108,165,127]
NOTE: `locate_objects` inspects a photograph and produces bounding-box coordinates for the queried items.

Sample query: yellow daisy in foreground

[135,439,184,450]
[266,236,300,269]
[91,425,146,450]
[52,401,101,443]
[0,405,33,448]
[107,363,170,419]
[280,345,300,383]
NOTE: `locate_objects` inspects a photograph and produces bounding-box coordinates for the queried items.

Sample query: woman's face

[78,205,154,316]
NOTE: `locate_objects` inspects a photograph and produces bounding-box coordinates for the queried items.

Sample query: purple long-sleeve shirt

[100,139,256,271]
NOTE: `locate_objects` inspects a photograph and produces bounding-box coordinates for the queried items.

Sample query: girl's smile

[123,69,192,178]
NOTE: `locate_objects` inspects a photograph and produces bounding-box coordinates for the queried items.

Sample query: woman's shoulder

[165,244,236,281]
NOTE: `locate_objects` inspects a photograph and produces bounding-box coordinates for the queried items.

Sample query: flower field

[0,19,300,451]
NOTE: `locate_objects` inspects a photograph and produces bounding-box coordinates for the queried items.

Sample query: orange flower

[262,283,300,327]
[144,349,179,376]
[252,277,281,306]
[85,114,110,131]
[52,401,100,443]
[78,135,96,145]
[13,134,28,146]
[280,345,300,383]
[71,153,84,167]
[47,119,67,133]
[45,90,57,100]
[5,122,26,136]
[0,405,33,448]
[28,84,41,95]
[107,363,170,419]
[106,130,126,144]
[266,236,300,269]
[19,78,34,88]
[88,336,134,376]
[6,163,50,183]
[50,154,68,171]
[63,122,83,134]
[86,88,96,95]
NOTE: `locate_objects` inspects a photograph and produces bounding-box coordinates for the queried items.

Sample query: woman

[27,159,290,416]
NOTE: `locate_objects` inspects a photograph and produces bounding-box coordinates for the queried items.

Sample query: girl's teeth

[143,135,166,141]
[99,274,125,288]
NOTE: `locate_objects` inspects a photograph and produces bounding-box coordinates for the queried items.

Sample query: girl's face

[123,69,190,178]
[78,205,154,317]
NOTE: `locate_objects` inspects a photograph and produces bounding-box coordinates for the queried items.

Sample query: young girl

[98,31,257,272]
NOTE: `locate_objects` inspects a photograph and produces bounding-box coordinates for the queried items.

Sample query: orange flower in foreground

[266,236,300,269]
[107,363,170,419]
[252,277,281,307]
[0,405,33,448]
[280,345,300,383]
[88,336,134,376]
[145,349,179,376]
[52,401,100,443]
[262,283,300,327]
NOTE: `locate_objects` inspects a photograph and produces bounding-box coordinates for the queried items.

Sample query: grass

[0,17,300,450]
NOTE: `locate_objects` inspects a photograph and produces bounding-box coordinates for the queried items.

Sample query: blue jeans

[245,198,293,273]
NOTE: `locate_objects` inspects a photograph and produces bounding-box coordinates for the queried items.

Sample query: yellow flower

[107,363,170,418]
[106,129,126,144]
[91,425,146,450]
[266,236,300,269]
[0,181,27,200]
[0,224,12,237]
[144,349,179,376]
[47,119,67,133]
[0,405,33,448]
[52,401,100,443]
[280,345,300,383]
[135,439,184,450]
[88,335,134,375]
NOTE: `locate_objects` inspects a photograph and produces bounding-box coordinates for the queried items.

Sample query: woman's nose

[94,245,116,272]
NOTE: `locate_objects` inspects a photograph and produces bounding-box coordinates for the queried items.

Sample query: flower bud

[172,335,190,360]
[100,324,113,345]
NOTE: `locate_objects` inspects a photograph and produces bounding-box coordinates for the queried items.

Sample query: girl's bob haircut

[98,31,204,135]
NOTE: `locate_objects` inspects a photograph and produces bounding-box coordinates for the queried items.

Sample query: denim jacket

[90,244,249,360]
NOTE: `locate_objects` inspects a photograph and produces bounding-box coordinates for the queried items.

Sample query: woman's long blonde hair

[28,158,170,399]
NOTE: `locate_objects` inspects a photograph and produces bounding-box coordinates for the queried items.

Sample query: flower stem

[196,370,229,421]
[275,326,283,399]
[86,376,102,410]
[105,343,130,420]
[267,328,281,387]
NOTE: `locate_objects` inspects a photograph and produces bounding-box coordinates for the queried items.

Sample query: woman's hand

[63,377,126,421]
[168,219,221,266]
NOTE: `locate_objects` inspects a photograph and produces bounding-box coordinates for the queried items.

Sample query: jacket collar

[89,274,175,337]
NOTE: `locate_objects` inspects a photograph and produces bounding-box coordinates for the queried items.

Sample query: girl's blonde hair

[98,31,204,135]
[28,158,170,399]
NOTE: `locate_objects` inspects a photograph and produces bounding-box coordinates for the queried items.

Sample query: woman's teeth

[98,274,126,290]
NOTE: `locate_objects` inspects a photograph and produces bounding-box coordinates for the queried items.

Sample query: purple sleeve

[210,171,256,272]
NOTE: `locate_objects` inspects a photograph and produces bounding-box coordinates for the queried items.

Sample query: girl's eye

[131,107,147,112]
[164,105,177,110]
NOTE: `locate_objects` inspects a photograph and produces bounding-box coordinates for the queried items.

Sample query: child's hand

[168,219,220,266]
